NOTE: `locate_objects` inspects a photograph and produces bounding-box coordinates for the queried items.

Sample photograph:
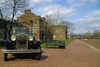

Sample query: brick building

[17,9,48,40]
[17,9,67,40]
[50,25,67,40]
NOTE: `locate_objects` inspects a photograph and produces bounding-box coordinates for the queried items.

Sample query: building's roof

[0,19,26,27]
[13,23,27,27]
[0,19,12,24]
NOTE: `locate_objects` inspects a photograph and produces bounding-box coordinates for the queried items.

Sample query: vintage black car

[2,27,41,61]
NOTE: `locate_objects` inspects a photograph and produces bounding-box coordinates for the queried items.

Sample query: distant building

[49,25,67,40]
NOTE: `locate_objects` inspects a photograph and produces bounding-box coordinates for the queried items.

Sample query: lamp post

[55,20,58,40]
[30,19,33,34]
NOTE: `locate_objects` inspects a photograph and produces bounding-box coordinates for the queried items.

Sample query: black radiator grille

[16,34,28,50]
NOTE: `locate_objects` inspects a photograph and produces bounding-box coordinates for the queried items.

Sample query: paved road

[0,39,100,67]
[80,39,100,50]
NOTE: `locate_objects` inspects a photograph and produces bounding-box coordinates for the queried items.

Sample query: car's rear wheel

[4,53,8,61]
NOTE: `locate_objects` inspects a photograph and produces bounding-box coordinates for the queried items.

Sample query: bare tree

[59,20,74,32]
[93,30,100,39]
[59,20,74,39]
[45,15,55,26]
[0,0,28,40]
[0,10,4,19]
[54,9,75,39]
[81,31,93,39]
[45,9,74,40]
[44,15,54,40]
[70,32,74,39]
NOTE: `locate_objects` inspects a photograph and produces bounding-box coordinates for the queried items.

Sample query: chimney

[37,15,41,20]
[25,9,31,14]
[55,20,58,25]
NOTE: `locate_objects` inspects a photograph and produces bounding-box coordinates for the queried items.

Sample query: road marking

[80,41,100,52]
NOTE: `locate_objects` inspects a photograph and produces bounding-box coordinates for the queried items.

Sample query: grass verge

[65,39,74,47]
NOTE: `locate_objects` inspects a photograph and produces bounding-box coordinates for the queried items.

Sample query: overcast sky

[27,0,100,34]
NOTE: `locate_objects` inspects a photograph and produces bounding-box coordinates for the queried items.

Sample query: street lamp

[30,19,33,34]
[55,20,58,40]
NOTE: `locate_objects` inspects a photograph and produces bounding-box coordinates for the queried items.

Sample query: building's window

[0,33,3,38]
[57,35,59,38]
[34,20,37,25]
[60,35,62,38]
[53,35,56,38]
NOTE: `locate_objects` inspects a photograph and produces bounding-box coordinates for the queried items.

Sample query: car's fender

[36,40,41,45]
[3,40,14,49]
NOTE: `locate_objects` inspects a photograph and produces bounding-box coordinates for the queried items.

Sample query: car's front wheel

[35,47,41,60]
[4,53,8,61]
[35,52,41,60]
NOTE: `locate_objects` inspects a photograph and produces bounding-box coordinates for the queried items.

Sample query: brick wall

[50,25,67,40]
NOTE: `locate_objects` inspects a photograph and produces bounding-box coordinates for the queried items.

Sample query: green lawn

[40,39,74,48]
[65,39,74,47]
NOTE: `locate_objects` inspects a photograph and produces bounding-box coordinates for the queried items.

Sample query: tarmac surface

[0,39,100,67]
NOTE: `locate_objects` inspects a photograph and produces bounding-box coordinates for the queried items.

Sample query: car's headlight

[11,34,16,41]
[33,34,35,36]
[29,36,33,41]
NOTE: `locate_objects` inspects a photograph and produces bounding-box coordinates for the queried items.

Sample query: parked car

[2,27,41,61]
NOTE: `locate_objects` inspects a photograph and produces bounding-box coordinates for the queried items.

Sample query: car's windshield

[13,27,36,34]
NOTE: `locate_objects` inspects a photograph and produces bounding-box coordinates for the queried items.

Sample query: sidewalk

[0,39,100,67]
[34,39,100,67]
[61,39,100,67]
